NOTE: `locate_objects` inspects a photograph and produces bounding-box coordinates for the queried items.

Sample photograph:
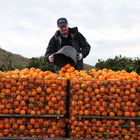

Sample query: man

[45,17,91,70]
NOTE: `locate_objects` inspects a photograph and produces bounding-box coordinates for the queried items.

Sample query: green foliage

[95,55,140,74]
[26,56,55,72]
[0,53,14,71]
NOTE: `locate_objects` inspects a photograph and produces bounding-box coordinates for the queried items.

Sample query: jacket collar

[55,27,78,39]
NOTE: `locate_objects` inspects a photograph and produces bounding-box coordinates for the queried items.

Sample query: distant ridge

[0,47,29,70]
[84,63,94,70]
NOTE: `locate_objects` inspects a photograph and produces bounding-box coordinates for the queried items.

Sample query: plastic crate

[0,78,67,139]
[0,78,67,116]
[0,117,65,138]
[69,79,140,139]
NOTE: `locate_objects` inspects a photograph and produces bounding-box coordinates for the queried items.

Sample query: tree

[95,55,140,74]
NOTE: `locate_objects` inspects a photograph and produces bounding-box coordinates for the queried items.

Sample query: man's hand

[48,54,54,63]
[78,53,83,60]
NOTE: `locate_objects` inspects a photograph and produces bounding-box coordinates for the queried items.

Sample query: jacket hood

[55,27,78,38]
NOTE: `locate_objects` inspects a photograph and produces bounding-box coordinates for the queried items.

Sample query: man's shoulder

[54,30,60,37]
[50,30,60,40]
[69,27,78,33]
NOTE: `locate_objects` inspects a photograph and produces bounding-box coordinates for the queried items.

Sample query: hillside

[84,63,94,70]
[0,47,30,70]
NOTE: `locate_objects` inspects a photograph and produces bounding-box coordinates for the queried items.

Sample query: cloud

[0,0,140,66]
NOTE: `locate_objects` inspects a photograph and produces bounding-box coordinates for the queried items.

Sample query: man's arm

[45,36,57,61]
[78,32,91,58]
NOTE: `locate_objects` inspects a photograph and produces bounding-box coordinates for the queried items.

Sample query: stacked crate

[69,79,140,139]
[0,66,140,139]
[0,77,67,138]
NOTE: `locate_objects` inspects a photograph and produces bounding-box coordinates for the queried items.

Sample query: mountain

[84,63,94,70]
[0,47,30,70]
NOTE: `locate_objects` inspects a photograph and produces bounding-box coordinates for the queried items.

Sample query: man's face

[59,25,69,37]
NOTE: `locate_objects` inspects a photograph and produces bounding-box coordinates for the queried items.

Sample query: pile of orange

[0,117,65,138]
[69,118,140,139]
[0,64,140,139]
[0,67,67,138]
[0,68,67,116]
[67,66,140,139]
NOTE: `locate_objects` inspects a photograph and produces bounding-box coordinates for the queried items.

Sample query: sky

[0,0,140,66]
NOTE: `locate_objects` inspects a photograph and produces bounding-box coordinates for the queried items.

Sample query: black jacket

[45,27,91,70]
